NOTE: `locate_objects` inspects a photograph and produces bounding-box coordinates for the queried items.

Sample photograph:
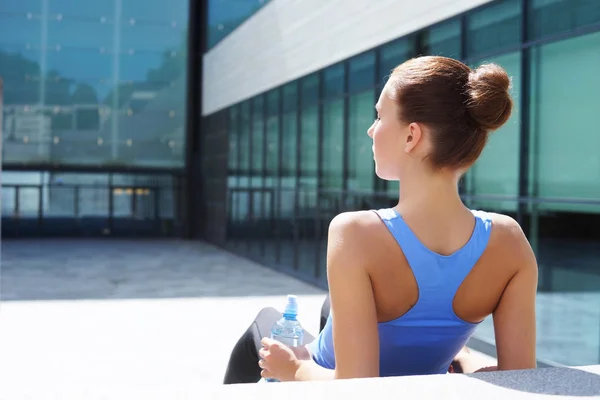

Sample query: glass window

[298,87,319,275]
[300,74,319,179]
[529,31,600,211]
[322,64,345,190]
[379,38,414,87]
[46,17,114,50]
[299,103,318,182]
[238,101,251,178]
[323,63,345,100]
[1,0,43,13]
[251,95,265,176]
[298,71,323,272]
[250,96,265,257]
[529,0,600,40]
[347,54,376,193]
[526,31,600,366]
[227,105,239,229]
[301,73,319,106]
[262,89,280,264]
[348,51,375,93]
[228,105,239,177]
[281,81,298,195]
[0,0,189,168]
[465,0,522,59]
[121,0,189,22]
[279,82,299,268]
[348,90,375,192]
[322,99,344,190]
[465,52,521,213]
[207,0,272,48]
[265,90,280,180]
[234,101,251,230]
[420,18,462,58]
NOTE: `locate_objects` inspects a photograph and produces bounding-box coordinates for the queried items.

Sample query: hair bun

[465,63,513,131]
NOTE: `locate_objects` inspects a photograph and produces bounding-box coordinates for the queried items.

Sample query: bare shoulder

[329,210,382,232]
[327,211,383,263]
[486,212,538,272]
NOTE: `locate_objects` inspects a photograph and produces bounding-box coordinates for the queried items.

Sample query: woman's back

[315,198,537,379]
[310,205,534,376]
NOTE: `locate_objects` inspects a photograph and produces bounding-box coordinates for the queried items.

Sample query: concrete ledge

[17,366,596,399]
[207,366,600,400]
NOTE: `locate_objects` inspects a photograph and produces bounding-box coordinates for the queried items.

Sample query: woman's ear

[404,122,423,153]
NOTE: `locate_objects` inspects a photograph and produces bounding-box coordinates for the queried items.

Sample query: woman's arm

[260,211,381,381]
[326,212,380,379]
[491,218,538,370]
[294,212,379,381]
[294,359,335,381]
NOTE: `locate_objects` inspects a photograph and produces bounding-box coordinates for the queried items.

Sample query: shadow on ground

[1,239,325,301]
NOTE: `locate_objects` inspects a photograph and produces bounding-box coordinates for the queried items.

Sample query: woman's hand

[258,338,302,382]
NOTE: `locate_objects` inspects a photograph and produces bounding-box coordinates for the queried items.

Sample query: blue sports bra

[308,208,492,377]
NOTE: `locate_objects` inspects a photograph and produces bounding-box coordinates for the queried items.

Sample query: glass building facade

[205,0,600,365]
[0,0,189,168]
[0,0,195,237]
[207,0,271,49]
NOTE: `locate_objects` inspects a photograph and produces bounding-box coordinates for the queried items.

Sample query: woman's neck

[395,168,466,219]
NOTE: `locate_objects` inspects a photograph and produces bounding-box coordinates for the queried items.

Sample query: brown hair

[387,56,513,169]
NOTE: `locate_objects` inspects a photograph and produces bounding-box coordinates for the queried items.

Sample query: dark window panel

[528,0,600,41]
[465,0,522,59]
[323,63,345,100]
[348,51,375,93]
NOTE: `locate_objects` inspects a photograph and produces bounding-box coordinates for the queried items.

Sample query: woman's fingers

[260,368,274,379]
[258,348,268,359]
[261,337,275,348]
[258,358,274,379]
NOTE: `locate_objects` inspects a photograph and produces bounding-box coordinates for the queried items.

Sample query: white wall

[202,0,493,116]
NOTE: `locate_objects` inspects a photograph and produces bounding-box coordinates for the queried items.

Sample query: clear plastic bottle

[266,294,304,382]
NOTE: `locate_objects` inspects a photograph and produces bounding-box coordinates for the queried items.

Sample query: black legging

[223,295,330,384]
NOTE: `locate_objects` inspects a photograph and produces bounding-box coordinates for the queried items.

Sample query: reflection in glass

[421,18,461,58]
[465,0,522,59]
[348,51,375,93]
[297,75,320,275]
[207,0,272,49]
[0,0,189,167]
[348,91,375,192]
[466,51,521,213]
[379,38,413,88]
[528,0,600,41]
[250,96,265,256]
[1,171,177,236]
[322,99,344,190]
[227,104,240,246]
[264,89,280,264]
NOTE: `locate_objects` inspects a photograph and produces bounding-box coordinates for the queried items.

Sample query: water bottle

[265,294,304,382]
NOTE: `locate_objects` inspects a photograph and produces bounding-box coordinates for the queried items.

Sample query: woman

[223,56,538,383]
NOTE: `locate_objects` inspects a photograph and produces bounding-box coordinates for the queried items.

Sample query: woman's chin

[375,166,398,181]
